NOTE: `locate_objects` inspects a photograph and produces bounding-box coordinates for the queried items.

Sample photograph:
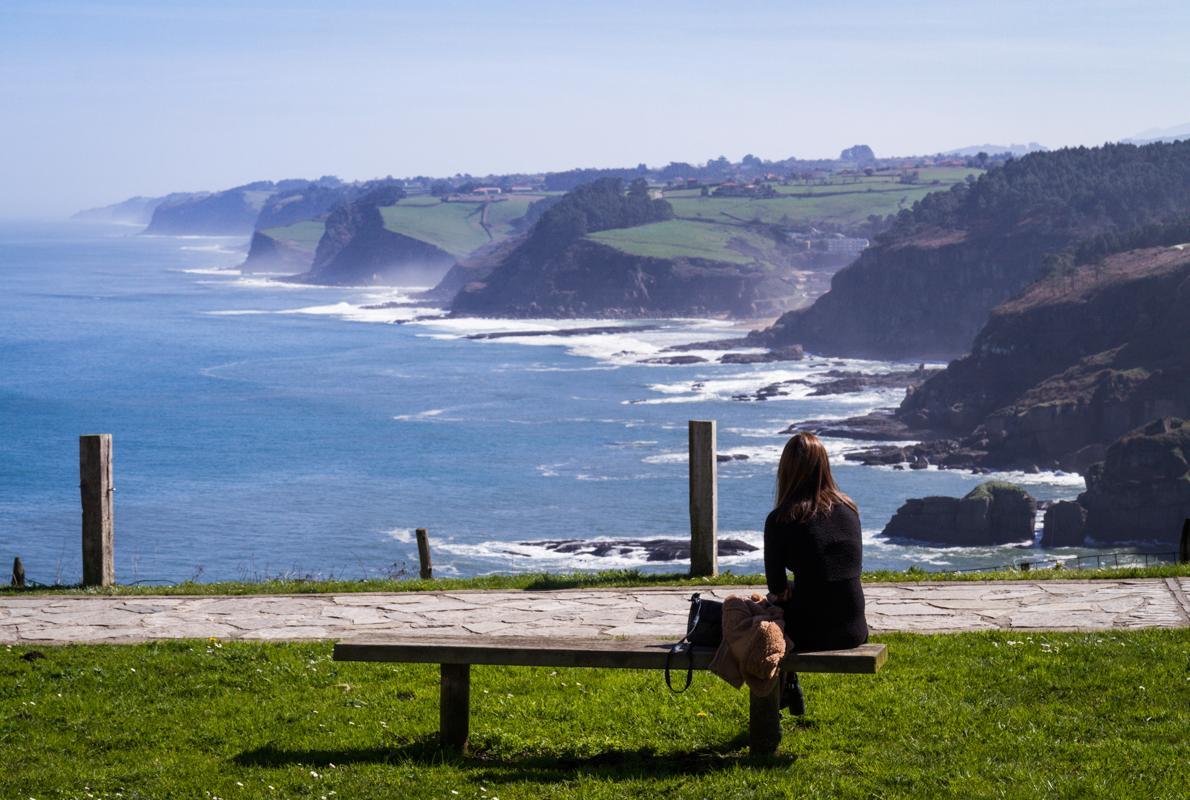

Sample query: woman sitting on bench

[764,432,869,714]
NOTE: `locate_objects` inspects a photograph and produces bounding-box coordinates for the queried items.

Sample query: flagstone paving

[1,579,1187,645]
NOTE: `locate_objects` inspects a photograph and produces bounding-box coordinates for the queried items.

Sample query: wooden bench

[333,635,887,755]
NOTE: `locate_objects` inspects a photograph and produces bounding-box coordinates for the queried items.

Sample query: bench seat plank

[333,636,886,675]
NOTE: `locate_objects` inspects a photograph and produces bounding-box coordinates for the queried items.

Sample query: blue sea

[0,221,1092,585]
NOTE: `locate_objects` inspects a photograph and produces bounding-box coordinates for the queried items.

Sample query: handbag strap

[664,593,702,693]
[664,642,694,693]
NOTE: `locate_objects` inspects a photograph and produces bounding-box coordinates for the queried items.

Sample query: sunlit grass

[3,629,1185,798]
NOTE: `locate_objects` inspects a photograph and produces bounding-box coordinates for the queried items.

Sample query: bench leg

[439,663,470,752]
[748,679,782,756]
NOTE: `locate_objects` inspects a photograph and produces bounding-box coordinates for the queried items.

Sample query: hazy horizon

[3,0,1189,217]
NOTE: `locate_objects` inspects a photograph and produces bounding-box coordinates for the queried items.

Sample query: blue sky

[2,0,1189,216]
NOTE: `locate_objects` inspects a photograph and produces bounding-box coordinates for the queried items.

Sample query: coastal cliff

[896,245,1190,472]
[753,141,1190,359]
[452,237,799,318]
[294,187,455,286]
[241,226,321,274]
[449,177,806,318]
[143,182,278,236]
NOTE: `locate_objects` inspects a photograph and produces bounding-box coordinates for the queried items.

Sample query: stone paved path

[2,579,1188,645]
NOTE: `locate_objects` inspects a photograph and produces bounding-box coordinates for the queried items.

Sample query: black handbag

[665,592,724,693]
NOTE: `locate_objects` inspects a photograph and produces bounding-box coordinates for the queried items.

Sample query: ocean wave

[411,315,741,367]
[179,244,242,256]
[434,530,768,570]
[386,528,416,544]
[278,301,433,324]
[179,266,243,275]
[392,408,450,421]
[860,460,1085,488]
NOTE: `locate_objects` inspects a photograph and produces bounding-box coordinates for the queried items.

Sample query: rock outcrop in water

[1040,501,1087,547]
[880,481,1037,546]
[1077,417,1190,547]
[532,538,758,562]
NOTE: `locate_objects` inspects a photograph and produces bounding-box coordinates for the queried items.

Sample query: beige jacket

[708,594,792,697]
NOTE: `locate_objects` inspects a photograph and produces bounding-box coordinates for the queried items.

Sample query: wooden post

[748,683,782,755]
[11,557,24,589]
[79,434,114,587]
[416,528,433,580]
[688,420,718,577]
[1180,519,1189,563]
[439,663,470,752]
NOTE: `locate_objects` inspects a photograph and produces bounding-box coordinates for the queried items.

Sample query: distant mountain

[72,195,165,225]
[1124,122,1190,144]
[943,142,1046,157]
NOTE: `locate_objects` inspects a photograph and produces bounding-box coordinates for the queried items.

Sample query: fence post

[689,419,718,577]
[1180,518,1189,564]
[416,528,433,580]
[79,434,114,587]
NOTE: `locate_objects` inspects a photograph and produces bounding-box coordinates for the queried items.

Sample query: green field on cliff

[587,219,780,264]
[663,166,979,229]
[379,195,538,257]
[259,220,325,249]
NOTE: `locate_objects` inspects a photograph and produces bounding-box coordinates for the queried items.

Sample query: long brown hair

[774,432,857,522]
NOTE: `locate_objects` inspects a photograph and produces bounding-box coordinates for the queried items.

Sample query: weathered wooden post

[79,434,114,587]
[689,419,718,577]
[1180,518,1189,563]
[11,557,25,589]
[416,528,433,579]
[440,663,470,752]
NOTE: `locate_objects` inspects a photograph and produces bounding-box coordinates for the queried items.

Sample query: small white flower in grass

[130,668,136,673]
[236,782,244,788]
[310,771,320,778]
[451,792,459,796]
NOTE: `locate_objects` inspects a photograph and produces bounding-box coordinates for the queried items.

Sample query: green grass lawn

[259,220,325,250]
[379,197,536,257]
[587,220,779,264]
[5,564,1187,597]
[3,629,1185,798]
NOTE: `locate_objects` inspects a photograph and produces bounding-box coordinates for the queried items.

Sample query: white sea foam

[411,315,741,367]
[392,408,449,421]
[279,301,431,324]
[434,529,768,570]
[179,244,242,256]
[180,266,243,276]
[386,528,416,544]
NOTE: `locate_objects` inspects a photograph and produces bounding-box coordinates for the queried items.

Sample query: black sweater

[764,503,868,652]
